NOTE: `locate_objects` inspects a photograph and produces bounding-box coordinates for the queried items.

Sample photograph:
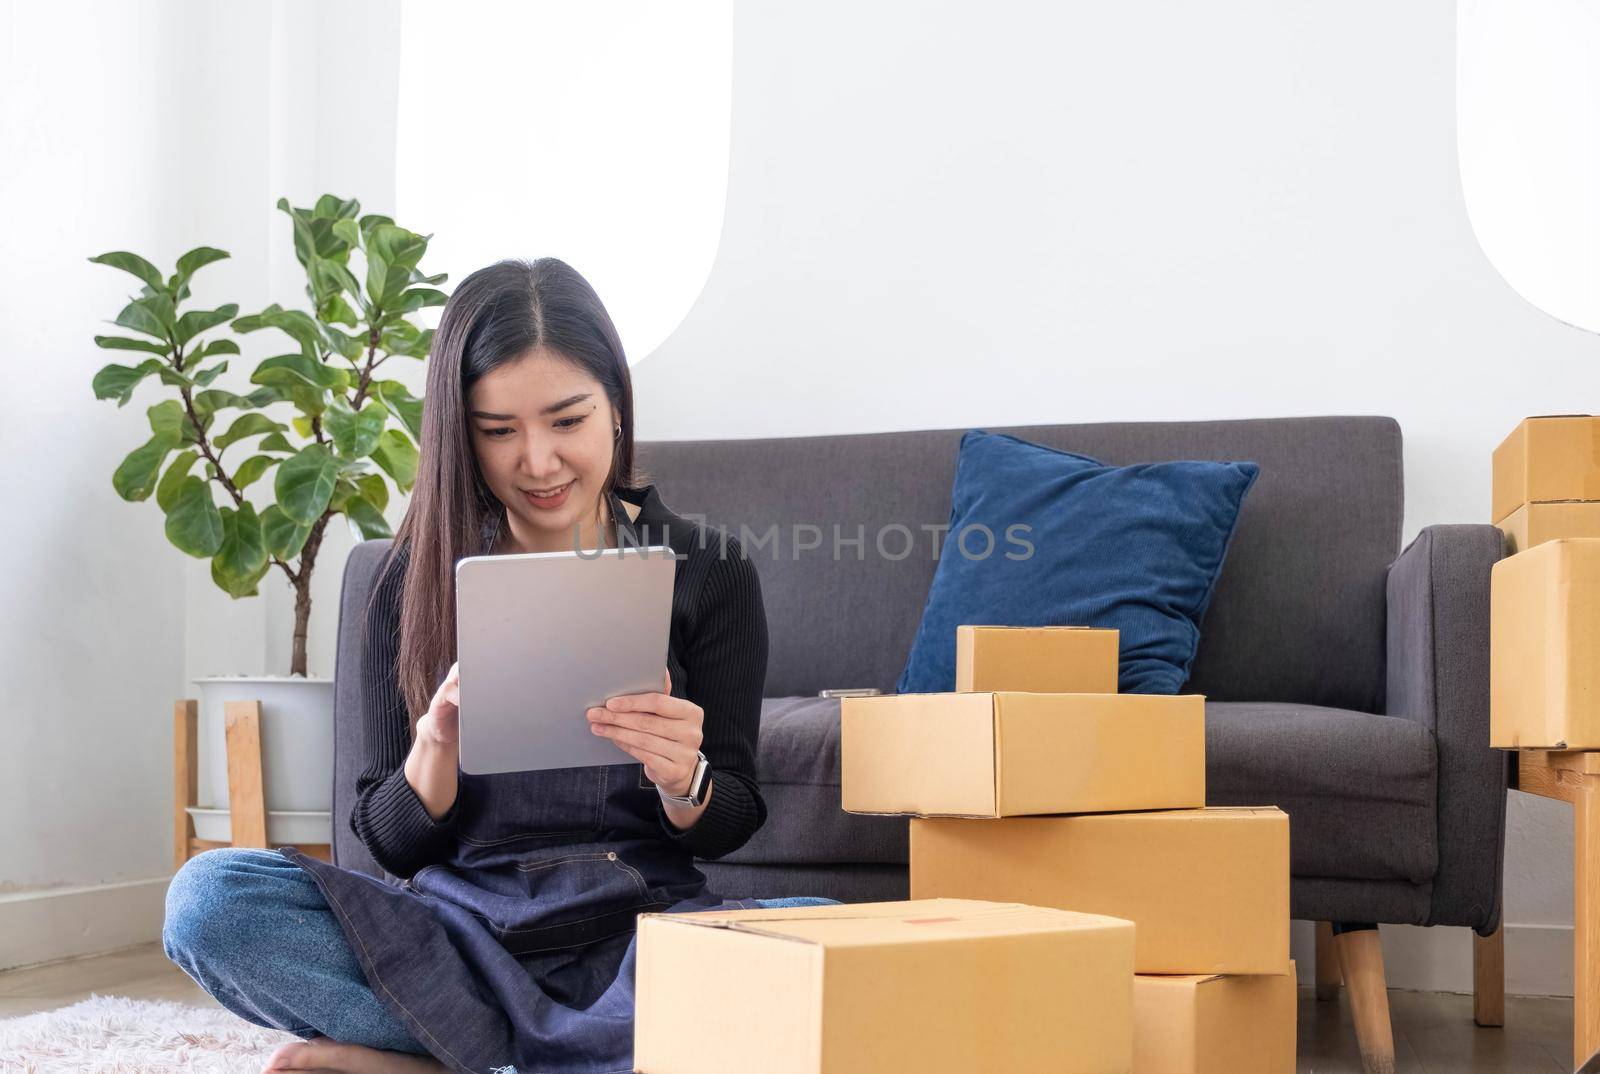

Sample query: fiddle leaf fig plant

[90,194,447,676]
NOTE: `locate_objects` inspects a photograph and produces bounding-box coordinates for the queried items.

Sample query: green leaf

[277,197,354,269]
[369,428,419,489]
[215,412,288,452]
[358,213,394,242]
[112,433,179,500]
[258,431,296,454]
[276,443,340,524]
[233,303,325,358]
[249,352,350,392]
[261,504,313,559]
[155,366,197,390]
[331,218,362,246]
[313,194,360,220]
[211,502,269,597]
[194,387,277,421]
[89,251,164,291]
[325,399,387,458]
[189,338,240,362]
[319,292,362,329]
[292,415,314,438]
[165,477,225,556]
[94,334,169,355]
[370,379,424,441]
[113,293,175,341]
[156,450,201,511]
[233,453,280,490]
[322,323,364,360]
[376,325,433,360]
[148,399,199,444]
[175,303,239,346]
[365,223,430,307]
[344,494,392,540]
[393,287,448,314]
[355,472,389,512]
[191,361,229,387]
[173,246,229,289]
[92,358,165,406]
[329,474,359,512]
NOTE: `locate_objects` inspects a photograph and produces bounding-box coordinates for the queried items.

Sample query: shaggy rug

[0,993,301,1073]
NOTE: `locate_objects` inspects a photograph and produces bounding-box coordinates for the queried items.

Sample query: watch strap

[657,751,710,806]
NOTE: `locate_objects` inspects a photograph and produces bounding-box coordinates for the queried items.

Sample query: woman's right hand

[417,660,461,748]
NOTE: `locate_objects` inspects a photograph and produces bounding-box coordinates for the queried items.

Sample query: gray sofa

[329,415,1507,939]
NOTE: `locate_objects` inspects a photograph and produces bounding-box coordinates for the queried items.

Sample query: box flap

[644,898,1134,949]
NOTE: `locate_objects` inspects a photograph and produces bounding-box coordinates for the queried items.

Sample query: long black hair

[383,257,642,731]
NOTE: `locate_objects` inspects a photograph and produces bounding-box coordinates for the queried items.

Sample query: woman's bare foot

[263,1033,450,1073]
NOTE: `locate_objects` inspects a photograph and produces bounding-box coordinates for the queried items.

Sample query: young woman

[162,258,837,1074]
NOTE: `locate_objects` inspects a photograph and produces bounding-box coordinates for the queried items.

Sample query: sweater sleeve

[348,548,462,879]
[651,534,770,859]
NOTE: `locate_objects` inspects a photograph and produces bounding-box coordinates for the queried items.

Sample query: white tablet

[455,543,679,775]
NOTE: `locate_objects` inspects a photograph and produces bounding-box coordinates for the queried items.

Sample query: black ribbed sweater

[349,483,771,879]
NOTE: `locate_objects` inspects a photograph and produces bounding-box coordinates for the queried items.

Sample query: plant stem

[288,513,331,677]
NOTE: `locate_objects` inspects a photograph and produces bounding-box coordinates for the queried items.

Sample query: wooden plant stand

[173,698,332,869]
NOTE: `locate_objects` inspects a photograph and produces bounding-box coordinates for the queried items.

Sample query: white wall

[4,0,1589,995]
[632,0,1597,995]
[0,0,401,970]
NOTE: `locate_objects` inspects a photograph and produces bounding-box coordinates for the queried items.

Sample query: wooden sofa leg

[1474,925,1505,1028]
[1315,921,1342,1001]
[1335,926,1396,1074]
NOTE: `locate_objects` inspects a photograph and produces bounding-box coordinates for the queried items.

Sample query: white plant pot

[192,676,336,829]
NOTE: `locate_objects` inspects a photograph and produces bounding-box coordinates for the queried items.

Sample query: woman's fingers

[588,708,700,749]
[591,721,687,758]
[605,691,686,718]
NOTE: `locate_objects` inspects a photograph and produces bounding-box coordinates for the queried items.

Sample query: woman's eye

[486,427,513,438]
[556,416,587,430]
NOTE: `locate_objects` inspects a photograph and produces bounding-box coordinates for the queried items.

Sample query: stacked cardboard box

[1491,417,1600,749]
[634,898,1137,1074]
[843,625,1296,1073]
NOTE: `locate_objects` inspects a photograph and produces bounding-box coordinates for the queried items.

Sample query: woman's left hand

[586,667,704,797]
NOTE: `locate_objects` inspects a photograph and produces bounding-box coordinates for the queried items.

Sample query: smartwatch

[657,750,711,807]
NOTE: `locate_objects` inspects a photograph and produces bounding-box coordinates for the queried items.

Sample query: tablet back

[455,544,677,775]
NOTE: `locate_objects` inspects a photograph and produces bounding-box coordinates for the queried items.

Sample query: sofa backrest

[330,414,1402,874]
[633,415,1402,710]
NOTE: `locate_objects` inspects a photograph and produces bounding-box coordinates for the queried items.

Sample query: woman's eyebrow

[470,393,592,421]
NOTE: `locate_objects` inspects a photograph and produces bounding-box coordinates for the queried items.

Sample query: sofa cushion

[720,696,1438,886]
[895,430,1261,695]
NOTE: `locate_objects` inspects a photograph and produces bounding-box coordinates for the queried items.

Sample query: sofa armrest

[1385,523,1508,933]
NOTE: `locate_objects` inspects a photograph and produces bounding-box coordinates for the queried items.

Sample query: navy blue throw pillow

[895,430,1260,694]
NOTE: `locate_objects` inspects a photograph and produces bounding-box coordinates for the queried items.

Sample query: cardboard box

[910,807,1290,974]
[1491,538,1600,748]
[842,690,1205,817]
[1499,501,1600,555]
[633,898,1136,1074]
[1133,964,1297,1074]
[1492,415,1600,524]
[955,624,1119,693]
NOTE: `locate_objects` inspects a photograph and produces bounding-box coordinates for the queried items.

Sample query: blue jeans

[162,847,841,1054]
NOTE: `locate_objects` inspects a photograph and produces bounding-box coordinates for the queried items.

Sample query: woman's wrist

[406,722,459,823]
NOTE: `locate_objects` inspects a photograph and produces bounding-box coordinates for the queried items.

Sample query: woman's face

[466,347,618,553]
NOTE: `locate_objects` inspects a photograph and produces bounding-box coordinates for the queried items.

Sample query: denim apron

[277,495,764,1074]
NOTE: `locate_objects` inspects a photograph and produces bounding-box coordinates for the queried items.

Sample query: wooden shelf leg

[173,699,198,870]
[1576,775,1600,1068]
[224,699,268,849]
